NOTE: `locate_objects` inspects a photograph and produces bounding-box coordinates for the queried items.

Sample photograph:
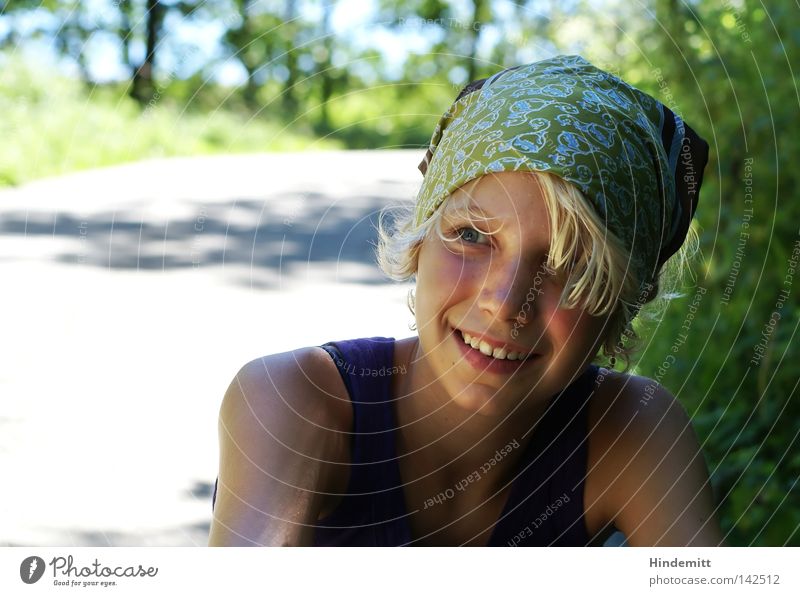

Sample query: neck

[392,337,548,486]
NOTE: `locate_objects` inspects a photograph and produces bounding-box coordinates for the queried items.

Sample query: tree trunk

[118,0,133,78]
[241,11,259,109]
[317,0,333,131]
[282,0,299,115]
[131,0,162,105]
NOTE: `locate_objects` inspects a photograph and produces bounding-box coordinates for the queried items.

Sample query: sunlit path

[0,150,420,546]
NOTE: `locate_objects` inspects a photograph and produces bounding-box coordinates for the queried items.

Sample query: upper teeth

[460,331,533,361]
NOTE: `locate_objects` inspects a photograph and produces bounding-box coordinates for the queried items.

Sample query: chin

[449,388,504,416]
[449,371,538,416]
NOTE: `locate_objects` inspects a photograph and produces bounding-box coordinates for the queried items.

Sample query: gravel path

[0,150,421,546]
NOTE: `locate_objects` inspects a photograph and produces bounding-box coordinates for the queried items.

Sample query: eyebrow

[442,195,501,221]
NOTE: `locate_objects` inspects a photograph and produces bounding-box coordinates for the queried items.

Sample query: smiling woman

[382,168,640,369]
[406,171,615,416]
[208,54,724,547]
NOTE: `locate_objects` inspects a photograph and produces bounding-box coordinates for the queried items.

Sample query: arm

[208,348,351,546]
[597,376,725,546]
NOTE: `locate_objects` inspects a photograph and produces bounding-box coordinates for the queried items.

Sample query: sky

[0,0,581,85]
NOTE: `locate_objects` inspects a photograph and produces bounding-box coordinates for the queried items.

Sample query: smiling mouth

[455,328,538,362]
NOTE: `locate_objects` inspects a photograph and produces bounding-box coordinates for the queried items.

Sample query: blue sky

[0,0,609,84]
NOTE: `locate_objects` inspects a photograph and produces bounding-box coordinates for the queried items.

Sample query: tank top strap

[490,364,601,546]
[318,337,399,462]
[314,336,410,546]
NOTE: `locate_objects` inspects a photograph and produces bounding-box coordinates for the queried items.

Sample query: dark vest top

[210,336,607,546]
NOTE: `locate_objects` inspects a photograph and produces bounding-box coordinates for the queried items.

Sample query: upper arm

[593,375,725,546]
[208,347,352,546]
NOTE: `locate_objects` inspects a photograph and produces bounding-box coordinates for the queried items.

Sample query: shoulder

[586,369,690,484]
[210,347,353,545]
[223,346,353,434]
[585,368,724,546]
[588,367,682,444]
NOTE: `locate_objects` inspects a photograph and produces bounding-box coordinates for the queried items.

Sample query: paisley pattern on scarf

[415,55,708,291]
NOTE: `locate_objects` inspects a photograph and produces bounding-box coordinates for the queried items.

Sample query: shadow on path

[0,191,409,289]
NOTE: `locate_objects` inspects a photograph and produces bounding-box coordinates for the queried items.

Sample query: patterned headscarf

[415,54,708,291]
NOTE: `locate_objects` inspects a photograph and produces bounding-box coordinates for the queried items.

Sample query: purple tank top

[210,336,605,546]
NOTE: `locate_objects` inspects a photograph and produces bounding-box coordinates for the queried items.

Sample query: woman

[208,55,725,547]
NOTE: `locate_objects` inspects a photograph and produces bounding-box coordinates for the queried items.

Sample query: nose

[477,257,549,324]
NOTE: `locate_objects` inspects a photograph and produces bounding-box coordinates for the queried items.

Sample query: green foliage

[631,0,800,546]
[0,55,341,187]
[320,72,459,149]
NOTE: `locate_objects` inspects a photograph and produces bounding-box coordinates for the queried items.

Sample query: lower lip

[452,328,539,374]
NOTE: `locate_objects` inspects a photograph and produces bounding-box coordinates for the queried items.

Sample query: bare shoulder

[585,368,725,546]
[240,346,351,416]
[587,368,678,440]
[209,346,352,546]
[225,347,353,438]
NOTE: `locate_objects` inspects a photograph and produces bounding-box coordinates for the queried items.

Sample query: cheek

[551,308,608,354]
[547,310,585,342]
[417,242,478,309]
[539,294,591,342]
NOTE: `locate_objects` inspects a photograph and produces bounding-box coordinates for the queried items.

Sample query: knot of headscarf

[415,54,709,292]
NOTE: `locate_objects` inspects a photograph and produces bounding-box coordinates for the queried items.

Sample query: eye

[455,227,489,245]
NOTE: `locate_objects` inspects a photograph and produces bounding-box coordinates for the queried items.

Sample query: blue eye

[456,227,487,244]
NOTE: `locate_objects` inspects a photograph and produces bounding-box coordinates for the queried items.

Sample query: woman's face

[414,171,611,415]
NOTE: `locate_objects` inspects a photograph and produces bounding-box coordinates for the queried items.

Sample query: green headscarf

[415,54,708,291]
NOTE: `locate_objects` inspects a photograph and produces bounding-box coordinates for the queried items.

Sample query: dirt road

[0,150,420,546]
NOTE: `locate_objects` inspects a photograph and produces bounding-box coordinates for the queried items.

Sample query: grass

[0,53,470,188]
[0,53,471,188]
[0,56,344,188]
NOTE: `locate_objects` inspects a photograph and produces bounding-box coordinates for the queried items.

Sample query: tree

[131,0,165,103]
[636,0,800,546]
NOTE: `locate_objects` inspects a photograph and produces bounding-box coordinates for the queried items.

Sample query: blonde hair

[375,170,700,371]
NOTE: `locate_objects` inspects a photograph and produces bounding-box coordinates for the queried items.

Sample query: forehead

[441,171,551,237]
